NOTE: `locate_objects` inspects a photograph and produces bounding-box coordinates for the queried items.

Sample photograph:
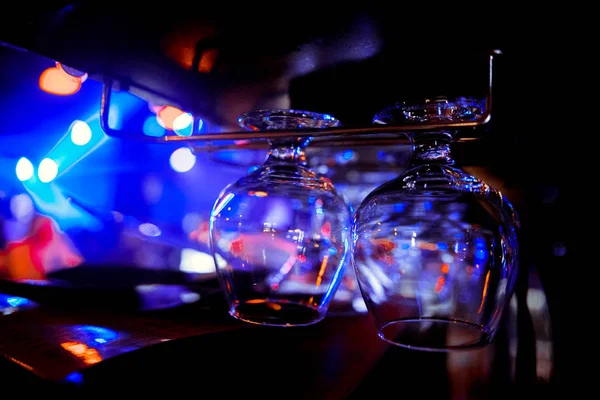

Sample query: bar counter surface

[0,281,552,399]
[0,284,393,398]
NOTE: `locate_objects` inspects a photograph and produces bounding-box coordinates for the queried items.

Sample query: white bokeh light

[10,193,34,221]
[169,147,196,173]
[138,222,161,237]
[38,158,59,183]
[179,248,220,274]
[15,157,34,181]
[173,113,194,136]
[70,120,92,146]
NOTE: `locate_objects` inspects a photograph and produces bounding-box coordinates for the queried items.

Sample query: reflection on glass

[210,109,351,326]
[352,97,520,351]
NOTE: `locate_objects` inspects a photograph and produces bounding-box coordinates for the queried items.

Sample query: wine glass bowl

[209,109,352,327]
[352,97,519,351]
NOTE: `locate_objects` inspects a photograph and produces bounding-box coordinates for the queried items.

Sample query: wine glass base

[377,318,492,352]
[229,299,326,327]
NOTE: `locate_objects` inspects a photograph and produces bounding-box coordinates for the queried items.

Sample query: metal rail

[99,50,500,147]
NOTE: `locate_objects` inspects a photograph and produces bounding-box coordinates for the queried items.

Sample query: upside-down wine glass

[209,109,352,326]
[352,97,519,351]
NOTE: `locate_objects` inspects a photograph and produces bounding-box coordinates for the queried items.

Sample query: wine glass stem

[410,131,454,167]
[265,140,309,165]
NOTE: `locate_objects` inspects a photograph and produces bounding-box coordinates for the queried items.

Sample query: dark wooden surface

[0,291,390,398]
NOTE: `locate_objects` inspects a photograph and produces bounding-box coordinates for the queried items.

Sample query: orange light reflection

[248,191,268,197]
[60,341,102,365]
[315,255,329,287]
[478,271,491,313]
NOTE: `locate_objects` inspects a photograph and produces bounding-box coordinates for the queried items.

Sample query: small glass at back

[210,109,352,326]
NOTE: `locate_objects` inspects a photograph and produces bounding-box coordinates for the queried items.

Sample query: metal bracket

[99,50,500,149]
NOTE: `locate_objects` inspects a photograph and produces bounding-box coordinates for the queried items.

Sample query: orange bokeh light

[157,105,185,130]
[39,66,82,96]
